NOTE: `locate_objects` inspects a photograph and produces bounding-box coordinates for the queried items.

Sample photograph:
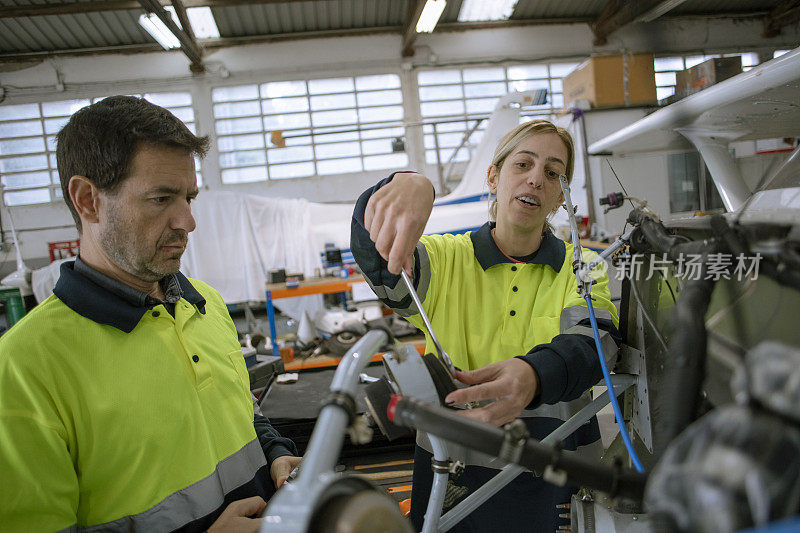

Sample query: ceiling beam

[592,0,689,46]
[138,0,204,72]
[763,0,800,37]
[0,0,309,19]
[401,0,426,58]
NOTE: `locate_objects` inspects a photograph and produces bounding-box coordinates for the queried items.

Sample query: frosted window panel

[214,101,260,119]
[364,153,408,170]
[684,56,705,69]
[262,97,309,115]
[41,100,91,117]
[46,136,57,151]
[213,85,259,102]
[361,126,404,139]
[283,133,313,146]
[221,166,267,184]
[549,63,580,77]
[428,121,466,133]
[315,131,359,143]
[186,123,196,134]
[0,137,45,155]
[261,81,307,98]
[425,132,465,149]
[264,113,311,130]
[170,107,195,123]
[421,100,465,117]
[655,72,676,86]
[550,79,563,92]
[0,154,48,173]
[315,141,361,159]
[358,106,403,123]
[418,70,461,85]
[311,109,358,127]
[44,117,70,135]
[466,97,499,114]
[362,138,392,155]
[217,134,264,152]
[425,150,439,164]
[4,188,51,205]
[550,94,564,107]
[49,153,57,168]
[0,120,43,138]
[508,79,548,92]
[269,161,315,179]
[310,93,356,111]
[308,78,354,95]
[0,103,39,120]
[464,82,507,98]
[2,171,51,189]
[419,84,463,101]
[317,157,362,175]
[463,67,504,83]
[267,145,314,164]
[507,64,548,80]
[357,90,403,107]
[654,57,684,71]
[52,171,61,184]
[217,117,263,135]
[356,74,401,91]
[219,150,267,169]
[145,92,192,107]
[657,87,675,100]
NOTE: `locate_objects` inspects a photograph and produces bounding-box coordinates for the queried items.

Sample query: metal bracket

[498,419,530,464]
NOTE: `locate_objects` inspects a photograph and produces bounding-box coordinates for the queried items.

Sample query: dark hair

[56,95,210,232]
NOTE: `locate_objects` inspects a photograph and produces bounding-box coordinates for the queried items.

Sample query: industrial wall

[0,15,797,271]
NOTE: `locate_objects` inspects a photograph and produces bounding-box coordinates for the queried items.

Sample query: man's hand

[444,358,539,426]
[270,455,302,488]
[207,496,266,533]
[364,172,434,274]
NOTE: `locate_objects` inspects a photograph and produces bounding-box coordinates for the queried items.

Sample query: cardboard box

[675,56,742,95]
[562,53,657,108]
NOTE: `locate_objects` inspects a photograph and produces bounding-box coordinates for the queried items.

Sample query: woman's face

[487,132,568,234]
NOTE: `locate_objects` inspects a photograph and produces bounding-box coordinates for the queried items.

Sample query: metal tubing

[439,375,637,531]
[295,330,388,485]
[399,270,455,376]
[422,435,449,533]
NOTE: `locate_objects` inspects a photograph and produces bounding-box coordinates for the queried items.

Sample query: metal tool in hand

[400,269,457,378]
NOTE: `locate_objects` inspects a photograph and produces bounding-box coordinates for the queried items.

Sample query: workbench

[265,274,366,357]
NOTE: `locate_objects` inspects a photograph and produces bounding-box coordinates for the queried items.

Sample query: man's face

[98,143,198,282]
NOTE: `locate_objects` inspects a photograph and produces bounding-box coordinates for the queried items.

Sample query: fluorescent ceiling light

[186,7,220,39]
[458,0,518,22]
[634,0,688,23]
[138,12,180,50]
[416,0,447,33]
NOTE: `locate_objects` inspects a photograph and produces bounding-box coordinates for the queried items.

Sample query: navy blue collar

[53,260,206,333]
[469,222,565,272]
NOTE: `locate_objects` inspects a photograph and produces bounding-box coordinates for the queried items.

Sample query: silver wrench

[400,269,457,378]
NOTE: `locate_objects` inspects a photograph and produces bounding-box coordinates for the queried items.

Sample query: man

[0,96,300,532]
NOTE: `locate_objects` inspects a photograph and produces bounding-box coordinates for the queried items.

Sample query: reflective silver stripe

[560,305,614,334]
[364,242,432,318]
[565,324,619,366]
[80,438,266,532]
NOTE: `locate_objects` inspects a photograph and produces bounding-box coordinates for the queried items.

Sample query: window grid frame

[212,74,408,183]
[0,94,198,207]
[417,62,573,167]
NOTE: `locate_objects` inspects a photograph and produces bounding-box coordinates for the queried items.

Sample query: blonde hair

[488,120,575,234]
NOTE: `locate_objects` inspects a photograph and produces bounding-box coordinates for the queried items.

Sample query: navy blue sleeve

[517,318,622,407]
[253,414,298,464]
[350,172,433,312]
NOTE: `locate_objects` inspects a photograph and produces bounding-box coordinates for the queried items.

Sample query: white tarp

[182,191,324,320]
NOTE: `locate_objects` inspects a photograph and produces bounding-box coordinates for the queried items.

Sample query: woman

[351,120,620,532]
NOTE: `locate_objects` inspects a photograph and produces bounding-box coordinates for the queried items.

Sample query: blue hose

[585,296,645,473]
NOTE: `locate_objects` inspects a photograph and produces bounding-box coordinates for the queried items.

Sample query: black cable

[390,395,648,501]
[657,270,677,303]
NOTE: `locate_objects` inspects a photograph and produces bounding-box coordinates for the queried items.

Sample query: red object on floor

[398,498,411,517]
[48,239,80,262]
